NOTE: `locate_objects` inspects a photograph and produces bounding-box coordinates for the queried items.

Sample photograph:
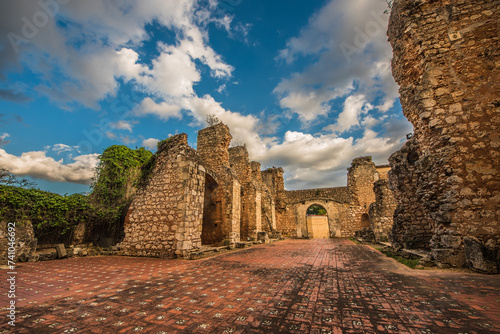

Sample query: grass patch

[380,249,420,269]
[348,237,361,244]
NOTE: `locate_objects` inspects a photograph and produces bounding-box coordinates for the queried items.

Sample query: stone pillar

[388,0,500,272]
[368,179,397,242]
[347,157,377,210]
[197,123,232,174]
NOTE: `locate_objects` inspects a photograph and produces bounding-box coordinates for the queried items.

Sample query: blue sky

[0,0,412,194]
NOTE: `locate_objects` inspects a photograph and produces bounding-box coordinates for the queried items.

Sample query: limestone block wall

[229,146,251,183]
[389,139,435,249]
[0,221,37,264]
[369,179,398,242]
[388,0,500,271]
[197,123,231,174]
[229,146,262,240]
[122,134,206,257]
[285,187,352,205]
[347,157,377,210]
[223,175,241,244]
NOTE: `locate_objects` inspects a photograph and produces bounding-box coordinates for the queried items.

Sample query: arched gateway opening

[306,204,330,239]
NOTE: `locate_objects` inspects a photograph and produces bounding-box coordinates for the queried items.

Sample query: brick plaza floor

[1,238,499,333]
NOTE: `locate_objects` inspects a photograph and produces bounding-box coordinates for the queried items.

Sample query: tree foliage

[206,114,221,126]
[306,205,327,216]
[0,185,110,243]
[90,145,152,207]
[0,145,155,244]
[0,167,37,189]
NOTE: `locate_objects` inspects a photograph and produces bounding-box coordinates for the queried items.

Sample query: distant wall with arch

[276,157,389,238]
[280,199,371,238]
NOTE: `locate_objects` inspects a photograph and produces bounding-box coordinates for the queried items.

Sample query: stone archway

[292,200,342,238]
[306,204,329,239]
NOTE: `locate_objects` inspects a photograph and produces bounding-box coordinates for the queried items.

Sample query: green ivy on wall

[0,144,156,244]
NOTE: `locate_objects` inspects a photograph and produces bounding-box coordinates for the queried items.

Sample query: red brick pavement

[1,239,499,333]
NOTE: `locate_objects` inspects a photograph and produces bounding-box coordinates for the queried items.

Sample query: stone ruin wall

[121,134,206,258]
[281,157,396,239]
[198,125,242,244]
[369,179,398,242]
[347,157,377,210]
[389,139,435,249]
[388,0,500,272]
[228,146,266,240]
[0,221,37,265]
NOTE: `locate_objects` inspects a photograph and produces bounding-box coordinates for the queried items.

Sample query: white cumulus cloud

[0,149,99,185]
[142,138,160,151]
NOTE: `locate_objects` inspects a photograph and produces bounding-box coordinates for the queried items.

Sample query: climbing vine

[0,185,108,243]
[0,144,155,244]
[90,145,152,207]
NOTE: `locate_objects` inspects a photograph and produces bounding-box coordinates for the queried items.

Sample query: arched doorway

[202,174,222,245]
[306,204,330,239]
[360,213,370,228]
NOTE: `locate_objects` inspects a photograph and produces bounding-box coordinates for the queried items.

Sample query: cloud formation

[0,0,411,191]
[142,138,160,151]
[274,0,398,123]
[0,149,98,185]
[255,120,411,190]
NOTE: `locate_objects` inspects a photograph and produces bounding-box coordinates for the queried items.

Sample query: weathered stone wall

[369,179,397,242]
[0,221,37,264]
[120,124,396,257]
[229,146,251,183]
[389,139,435,249]
[197,123,231,174]
[285,187,351,205]
[198,125,241,244]
[121,134,206,258]
[347,157,377,210]
[228,146,263,240]
[388,0,500,272]
[281,156,390,238]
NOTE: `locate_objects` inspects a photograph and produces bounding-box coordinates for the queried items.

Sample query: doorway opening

[306,204,330,239]
[360,213,370,228]
[201,174,222,245]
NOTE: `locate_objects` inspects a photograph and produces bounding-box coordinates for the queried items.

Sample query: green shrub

[0,185,111,244]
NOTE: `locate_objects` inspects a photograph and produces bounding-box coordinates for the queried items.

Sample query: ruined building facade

[388,0,499,272]
[121,124,395,258]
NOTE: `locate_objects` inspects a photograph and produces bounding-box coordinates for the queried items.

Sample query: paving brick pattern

[1,239,499,333]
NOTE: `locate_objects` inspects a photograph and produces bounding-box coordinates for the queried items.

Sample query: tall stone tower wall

[122,134,206,257]
[347,157,377,210]
[197,123,232,174]
[388,0,500,272]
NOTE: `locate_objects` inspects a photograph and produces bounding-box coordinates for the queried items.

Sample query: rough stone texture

[369,179,398,242]
[121,134,206,258]
[389,139,435,249]
[355,227,376,243]
[464,236,500,274]
[0,221,37,264]
[121,124,396,258]
[55,244,67,258]
[229,146,262,240]
[388,0,500,272]
[281,157,393,239]
[197,123,231,175]
[347,157,377,210]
